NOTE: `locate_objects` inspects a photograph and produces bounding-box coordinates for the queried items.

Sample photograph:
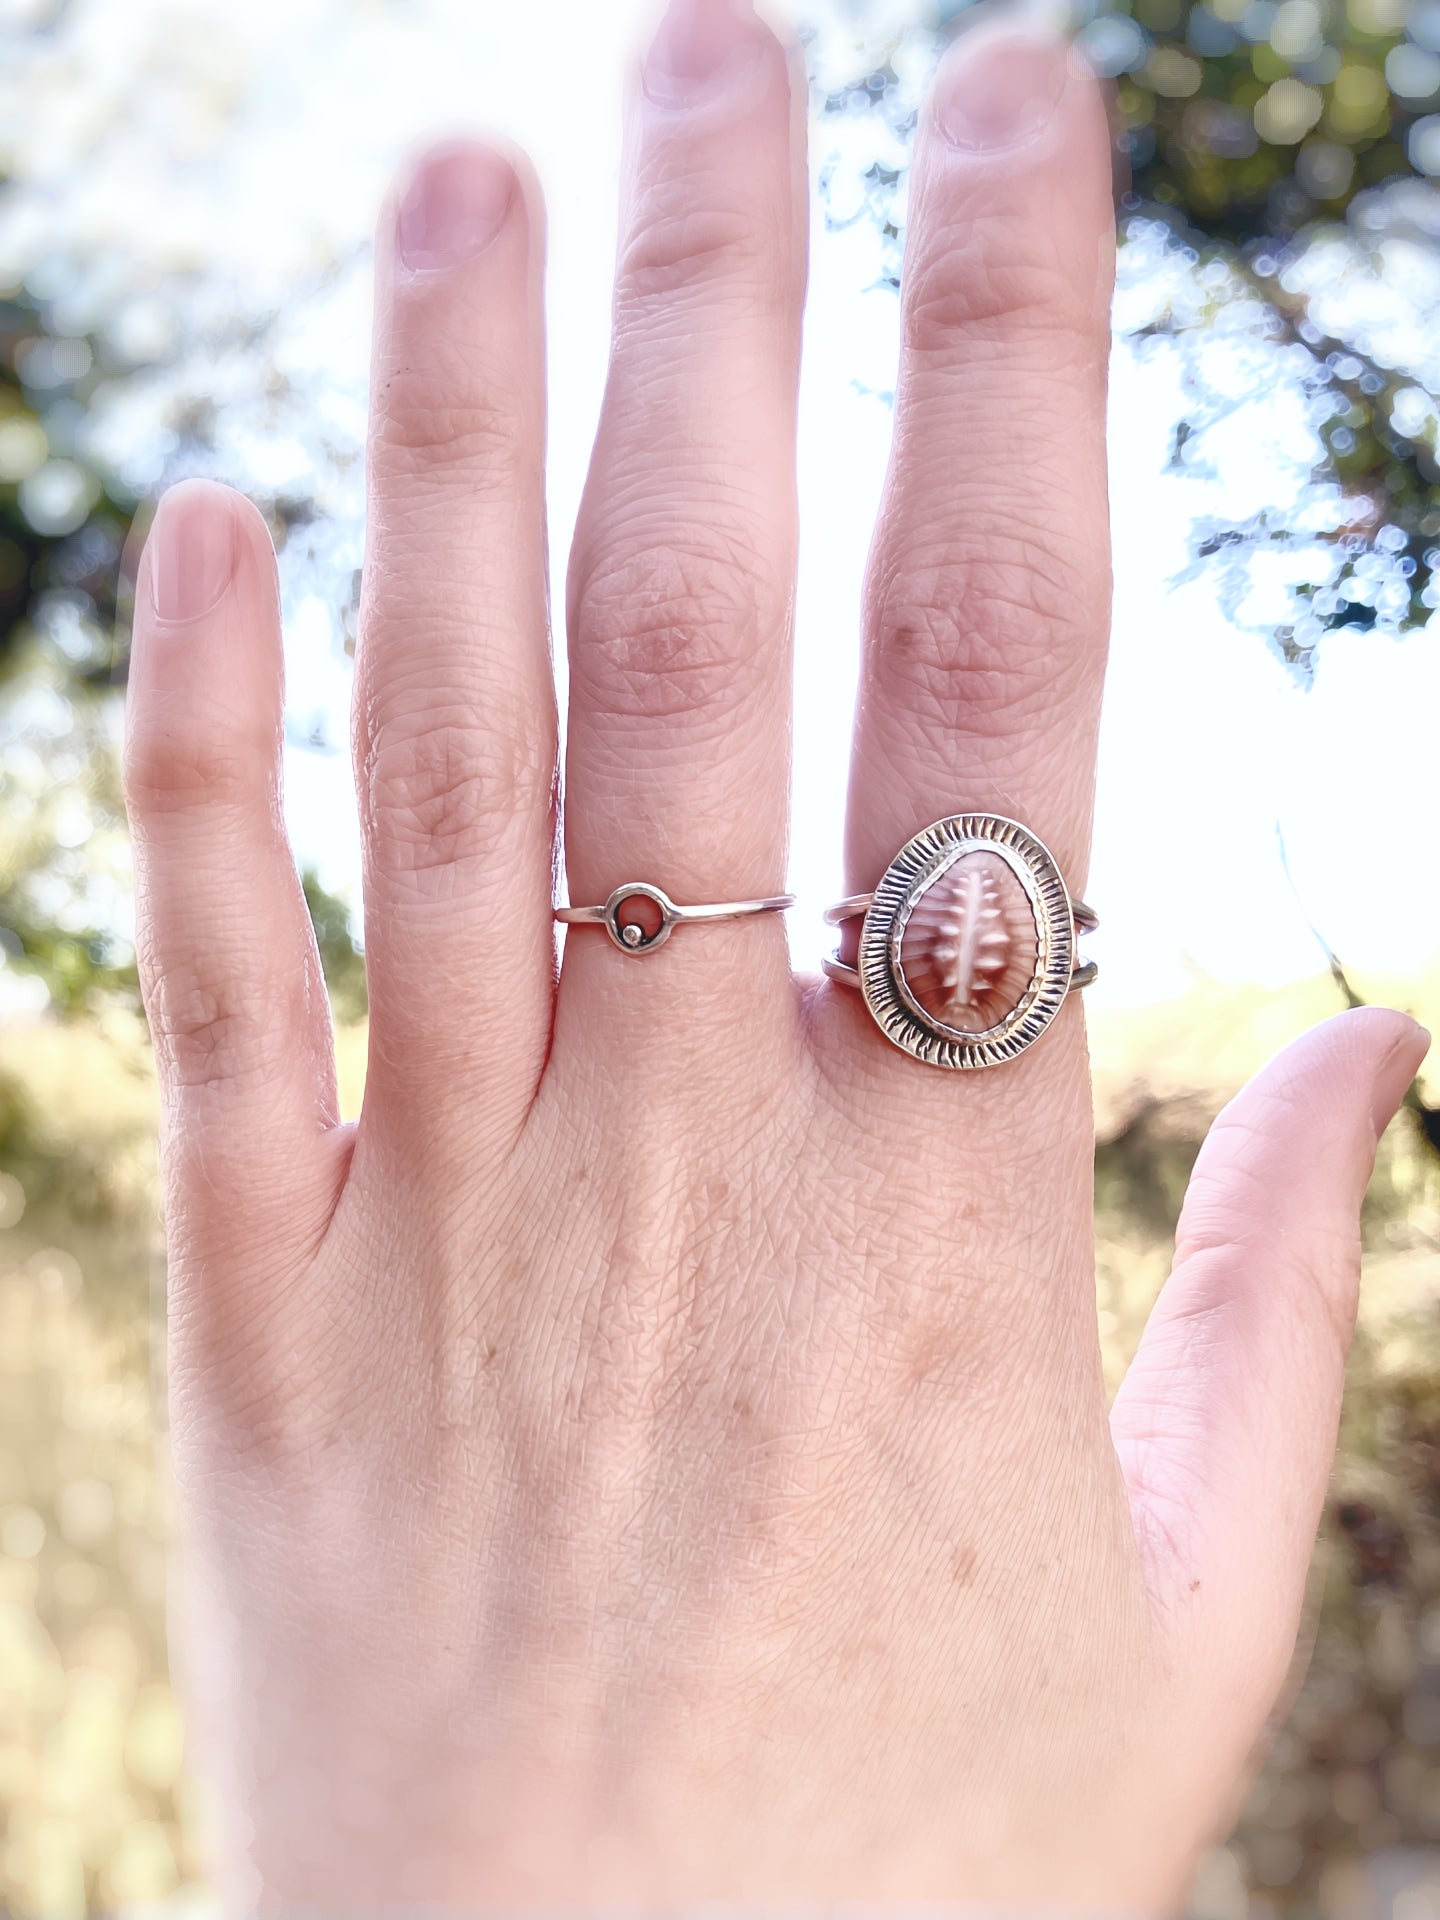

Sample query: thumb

[1110,1006,1429,1717]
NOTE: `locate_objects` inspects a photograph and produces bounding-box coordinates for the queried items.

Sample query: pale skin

[122,0,1430,1911]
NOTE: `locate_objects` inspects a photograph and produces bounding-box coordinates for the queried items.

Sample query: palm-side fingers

[846,30,1115,927]
[355,140,555,1154]
[557,0,805,1057]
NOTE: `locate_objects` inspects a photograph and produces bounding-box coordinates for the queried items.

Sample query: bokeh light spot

[1255,75,1325,139]
[0,1170,26,1228]
[1409,111,1440,170]
[17,460,101,537]
[1271,0,1324,60]
[1,1503,46,1559]
[1330,58,1390,132]
[1077,12,1150,74]
[0,415,49,484]
[1296,136,1357,195]
[1387,42,1440,99]
[1148,43,1204,92]
[1347,0,1407,31]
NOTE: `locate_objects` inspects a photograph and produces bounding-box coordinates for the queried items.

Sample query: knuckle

[867,534,1099,727]
[371,353,526,492]
[142,955,281,1096]
[362,704,549,888]
[617,177,789,317]
[904,209,1094,357]
[572,531,771,723]
[125,710,272,818]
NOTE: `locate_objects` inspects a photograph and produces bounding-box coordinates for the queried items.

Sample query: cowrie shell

[896,850,1038,1035]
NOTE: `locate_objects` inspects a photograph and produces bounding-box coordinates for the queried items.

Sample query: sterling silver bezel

[856,813,1076,1070]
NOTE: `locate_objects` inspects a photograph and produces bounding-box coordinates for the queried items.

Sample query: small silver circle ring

[556,883,795,956]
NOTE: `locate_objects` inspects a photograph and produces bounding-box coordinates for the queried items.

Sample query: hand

[122,2,1429,1909]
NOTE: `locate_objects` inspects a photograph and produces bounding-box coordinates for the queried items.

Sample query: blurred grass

[0,1016,194,1916]
[0,982,1437,1917]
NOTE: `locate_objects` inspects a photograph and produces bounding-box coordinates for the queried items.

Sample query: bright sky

[2,0,1437,1008]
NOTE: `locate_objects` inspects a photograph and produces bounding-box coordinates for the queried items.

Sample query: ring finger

[845,27,1115,948]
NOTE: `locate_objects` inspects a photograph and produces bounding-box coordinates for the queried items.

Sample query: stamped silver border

[856,814,1076,1070]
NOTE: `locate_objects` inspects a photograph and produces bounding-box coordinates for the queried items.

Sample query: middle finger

[561,0,806,1024]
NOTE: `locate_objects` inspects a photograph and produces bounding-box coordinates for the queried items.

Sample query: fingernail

[147,482,237,623]
[396,140,515,273]
[1371,1020,1431,1141]
[642,0,767,108]
[934,31,1070,153]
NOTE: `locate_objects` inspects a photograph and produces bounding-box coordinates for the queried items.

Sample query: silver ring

[557,882,794,955]
[822,813,1097,1070]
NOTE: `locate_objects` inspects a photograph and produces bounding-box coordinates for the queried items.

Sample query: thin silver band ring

[557,882,794,955]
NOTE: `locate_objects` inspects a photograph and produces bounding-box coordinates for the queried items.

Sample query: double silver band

[824,894,1100,935]
[557,882,794,955]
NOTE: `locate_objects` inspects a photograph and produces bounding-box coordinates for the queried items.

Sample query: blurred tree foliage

[302,868,368,1023]
[1101,0,1426,236]
[0,293,130,679]
[821,0,1440,660]
[1110,0,1440,653]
